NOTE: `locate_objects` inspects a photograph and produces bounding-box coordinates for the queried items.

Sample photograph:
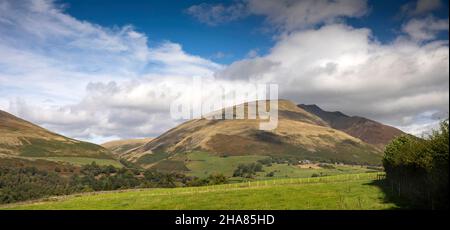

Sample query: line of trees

[383,120,448,209]
[0,162,228,204]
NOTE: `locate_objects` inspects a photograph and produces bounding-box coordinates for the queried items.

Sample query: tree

[233,163,264,178]
[382,120,448,209]
[207,173,228,185]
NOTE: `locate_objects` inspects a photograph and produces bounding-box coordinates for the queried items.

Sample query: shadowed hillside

[298,104,404,149]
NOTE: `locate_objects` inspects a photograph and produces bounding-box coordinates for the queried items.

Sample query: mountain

[127,100,383,168]
[0,110,111,159]
[298,104,404,149]
[102,138,153,158]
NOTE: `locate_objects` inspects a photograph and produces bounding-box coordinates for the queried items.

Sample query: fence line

[149,172,385,196]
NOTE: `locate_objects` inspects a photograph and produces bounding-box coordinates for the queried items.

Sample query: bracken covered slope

[128,100,383,168]
[0,110,111,158]
[101,138,153,157]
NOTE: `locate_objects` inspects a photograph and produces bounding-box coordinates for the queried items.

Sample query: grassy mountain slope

[298,104,404,148]
[129,100,383,168]
[0,110,111,159]
[101,138,153,158]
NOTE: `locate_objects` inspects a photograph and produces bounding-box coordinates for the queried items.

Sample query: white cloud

[216,24,449,131]
[401,0,443,17]
[397,110,448,136]
[1,0,448,143]
[1,0,221,142]
[187,0,368,31]
[246,0,368,31]
[246,49,259,58]
[402,16,449,42]
[186,2,248,26]
[211,51,233,60]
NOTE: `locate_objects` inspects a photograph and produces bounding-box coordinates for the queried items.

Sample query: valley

[167,151,380,181]
[0,0,448,221]
[1,173,398,210]
[0,100,410,209]
[121,100,388,170]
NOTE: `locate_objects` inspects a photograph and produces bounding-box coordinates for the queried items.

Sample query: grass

[29,157,123,167]
[255,163,379,179]
[19,138,111,158]
[1,173,398,210]
[183,152,267,178]
[151,160,189,172]
[136,151,170,165]
[178,151,379,180]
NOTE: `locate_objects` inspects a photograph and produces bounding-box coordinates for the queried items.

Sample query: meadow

[255,163,379,179]
[1,172,398,210]
[184,152,267,178]
[181,151,380,180]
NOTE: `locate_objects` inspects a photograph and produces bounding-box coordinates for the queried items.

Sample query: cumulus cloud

[187,0,368,30]
[402,16,449,42]
[216,24,449,135]
[0,0,221,142]
[246,0,368,31]
[1,0,448,143]
[246,49,259,58]
[185,2,248,26]
[401,0,443,17]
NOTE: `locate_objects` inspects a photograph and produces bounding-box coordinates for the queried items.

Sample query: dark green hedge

[383,120,448,209]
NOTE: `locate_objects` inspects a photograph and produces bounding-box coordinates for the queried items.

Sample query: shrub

[233,163,264,178]
[207,173,228,185]
[311,173,320,177]
[383,120,448,209]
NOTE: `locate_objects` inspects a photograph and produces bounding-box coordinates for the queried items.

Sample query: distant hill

[298,104,404,149]
[102,138,153,159]
[0,110,112,159]
[127,100,383,169]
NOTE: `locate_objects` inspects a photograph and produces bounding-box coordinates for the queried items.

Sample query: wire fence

[149,172,385,196]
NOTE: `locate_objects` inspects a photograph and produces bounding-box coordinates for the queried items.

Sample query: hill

[127,100,383,169]
[1,173,398,210]
[298,104,404,148]
[0,110,112,159]
[101,138,153,159]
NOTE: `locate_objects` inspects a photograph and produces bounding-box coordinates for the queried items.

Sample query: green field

[28,157,123,167]
[255,163,379,179]
[184,152,267,178]
[1,173,398,210]
[179,152,379,180]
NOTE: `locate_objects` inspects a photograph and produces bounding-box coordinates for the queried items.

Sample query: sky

[0,0,449,143]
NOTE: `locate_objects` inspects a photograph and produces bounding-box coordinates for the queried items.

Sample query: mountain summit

[126,100,383,168]
[298,104,404,149]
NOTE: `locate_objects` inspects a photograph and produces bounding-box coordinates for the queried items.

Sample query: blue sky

[61,0,272,64]
[59,0,449,64]
[0,0,448,143]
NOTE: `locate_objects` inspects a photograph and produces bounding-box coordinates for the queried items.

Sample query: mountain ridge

[298,104,404,148]
[0,109,112,159]
[127,100,383,168]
